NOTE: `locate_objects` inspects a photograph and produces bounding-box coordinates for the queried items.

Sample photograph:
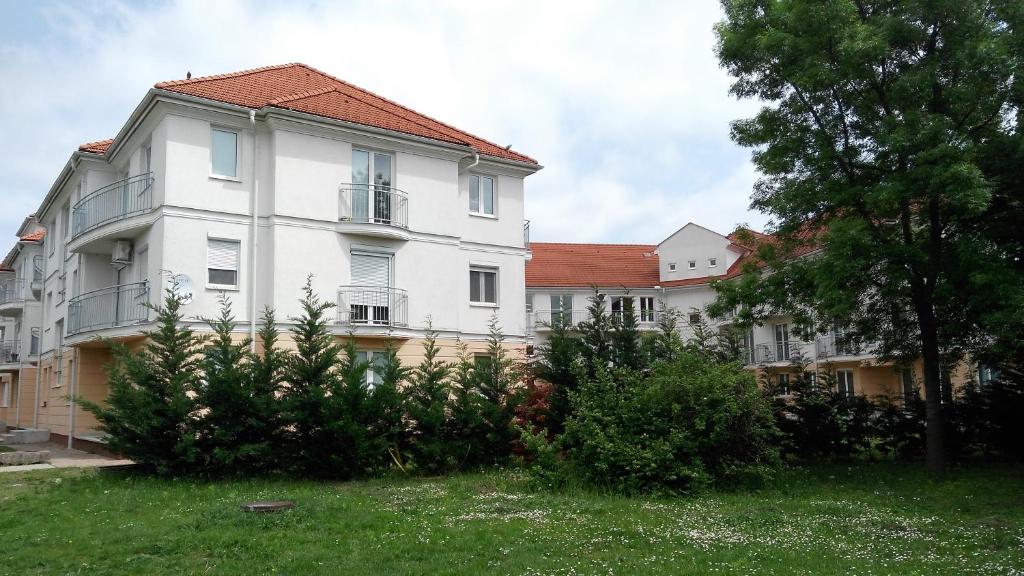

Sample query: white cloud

[0,0,768,244]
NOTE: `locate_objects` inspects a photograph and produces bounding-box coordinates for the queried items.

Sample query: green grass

[0,445,13,453]
[1,463,1022,575]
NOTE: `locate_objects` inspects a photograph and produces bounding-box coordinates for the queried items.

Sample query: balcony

[337,286,408,329]
[337,184,410,240]
[67,281,150,337]
[530,309,591,330]
[0,340,20,368]
[0,278,26,316]
[70,173,154,245]
[816,333,875,359]
[751,340,815,365]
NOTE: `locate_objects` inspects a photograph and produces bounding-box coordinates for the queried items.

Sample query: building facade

[0,63,539,443]
[526,223,975,401]
[0,218,45,429]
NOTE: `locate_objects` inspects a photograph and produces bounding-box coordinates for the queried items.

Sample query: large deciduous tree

[714,0,1023,472]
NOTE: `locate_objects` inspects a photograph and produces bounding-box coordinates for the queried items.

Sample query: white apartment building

[0,218,46,428]
[0,63,539,444]
[526,222,968,400]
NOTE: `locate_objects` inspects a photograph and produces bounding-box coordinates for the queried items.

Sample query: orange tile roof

[19,230,45,242]
[153,63,537,165]
[526,243,660,288]
[78,139,113,154]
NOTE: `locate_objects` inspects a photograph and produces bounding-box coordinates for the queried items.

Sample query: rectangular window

[901,369,917,402]
[0,379,8,407]
[837,369,854,398]
[355,351,385,388]
[143,145,152,174]
[688,260,696,269]
[211,128,238,178]
[708,258,717,268]
[351,149,394,223]
[349,252,393,325]
[742,329,755,365]
[688,312,702,325]
[611,296,633,320]
[207,239,240,287]
[775,323,791,360]
[525,293,533,314]
[474,354,495,374]
[469,174,496,216]
[777,373,790,396]
[668,263,676,272]
[469,266,497,304]
[550,294,573,325]
[639,297,655,323]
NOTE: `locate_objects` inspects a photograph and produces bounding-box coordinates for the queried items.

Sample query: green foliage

[402,319,454,474]
[78,285,205,475]
[533,317,584,435]
[550,351,780,494]
[473,315,527,465]
[714,0,1024,472]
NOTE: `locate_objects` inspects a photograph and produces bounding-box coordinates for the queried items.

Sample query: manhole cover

[240,500,295,513]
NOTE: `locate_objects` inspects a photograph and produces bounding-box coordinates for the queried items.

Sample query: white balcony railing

[0,340,20,365]
[337,286,408,328]
[338,184,409,230]
[0,278,26,306]
[71,173,154,240]
[67,281,150,336]
[816,334,875,358]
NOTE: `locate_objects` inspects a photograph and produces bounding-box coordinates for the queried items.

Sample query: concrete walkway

[0,442,133,473]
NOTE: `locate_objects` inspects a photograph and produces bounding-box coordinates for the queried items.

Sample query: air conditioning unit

[111,240,133,264]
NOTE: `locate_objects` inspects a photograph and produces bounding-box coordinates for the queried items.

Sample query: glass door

[352,150,393,224]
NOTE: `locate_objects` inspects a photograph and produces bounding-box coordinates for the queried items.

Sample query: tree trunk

[917,301,946,474]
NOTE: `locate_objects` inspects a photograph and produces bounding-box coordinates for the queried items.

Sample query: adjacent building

[0,63,539,444]
[526,222,975,400]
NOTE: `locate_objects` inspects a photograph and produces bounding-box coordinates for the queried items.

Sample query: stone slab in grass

[240,500,296,513]
[0,450,51,466]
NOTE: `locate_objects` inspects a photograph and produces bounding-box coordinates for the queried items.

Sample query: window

[742,329,755,365]
[53,319,64,389]
[639,297,655,323]
[48,220,55,256]
[469,174,495,216]
[550,294,573,325]
[351,149,394,223]
[469,266,497,304]
[668,263,676,272]
[977,364,998,386]
[774,323,791,360]
[901,369,917,402]
[777,373,790,396]
[0,379,8,407]
[142,145,152,174]
[207,239,240,288]
[63,203,72,241]
[611,296,633,320]
[349,252,393,325]
[708,258,717,268]
[474,354,495,374]
[688,260,696,269]
[210,128,238,178]
[688,312,702,325]
[354,351,386,388]
[525,293,533,314]
[837,369,854,398]
[30,328,40,356]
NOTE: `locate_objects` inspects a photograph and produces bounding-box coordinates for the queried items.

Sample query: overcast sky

[0,0,768,246]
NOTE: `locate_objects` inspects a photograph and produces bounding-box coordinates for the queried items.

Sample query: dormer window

[688,260,696,270]
[709,258,717,268]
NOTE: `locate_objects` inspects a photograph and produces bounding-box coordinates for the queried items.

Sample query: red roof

[19,230,45,242]
[79,139,113,154]
[526,243,660,288]
[152,63,536,165]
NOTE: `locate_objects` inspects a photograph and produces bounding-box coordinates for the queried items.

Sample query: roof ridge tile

[154,63,301,88]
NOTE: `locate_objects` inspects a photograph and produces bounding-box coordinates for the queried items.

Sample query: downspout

[248,110,259,351]
[464,148,479,172]
[67,347,77,449]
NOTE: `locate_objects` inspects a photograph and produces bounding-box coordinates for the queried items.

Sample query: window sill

[470,301,499,308]
[209,174,242,183]
[206,284,240,292]
[468,212,498,220]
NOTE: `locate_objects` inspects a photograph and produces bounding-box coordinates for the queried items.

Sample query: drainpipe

[67,347,77,449]
[248,110,259,351]
[464,148,479,172]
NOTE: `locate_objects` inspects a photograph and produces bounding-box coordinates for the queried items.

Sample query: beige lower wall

[38,333,525,437]
[1,367,39,428]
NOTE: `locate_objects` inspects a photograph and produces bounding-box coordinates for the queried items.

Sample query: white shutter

[351,253,390,287]
[207,239,239,271]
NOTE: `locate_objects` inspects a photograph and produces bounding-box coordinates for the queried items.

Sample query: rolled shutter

[351,253,390,287]
[207,240,239,271]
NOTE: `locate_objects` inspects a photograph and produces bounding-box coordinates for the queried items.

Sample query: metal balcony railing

[752,340,814,364]
[67,281,150,336]
[338,184,409,229]
[0,340,20,364]
[523,220,531,248]
[816,333,875,358]
[337,286,408,328]
[531,309,591,329]
[71,173,154,240]
[0,278,26,305]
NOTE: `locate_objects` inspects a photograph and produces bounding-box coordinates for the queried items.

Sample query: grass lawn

[1,463,1022,575]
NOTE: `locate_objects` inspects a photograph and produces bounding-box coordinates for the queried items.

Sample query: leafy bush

[548,351,780,494]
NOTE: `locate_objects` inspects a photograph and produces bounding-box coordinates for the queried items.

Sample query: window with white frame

[469,174,496,216]
[550,293,573,325]
[837,369,854,398]
[639,297,655,323]
[688,311,702,325]
[774,322,791,360]
[469,266,498,304]
[1,379,9,407]
[610,296,633,320]
[688,260,696,269]
[777,373,790,396]
[207,239,240,288]
[210,128,239,178]
[355,350,386,388]
[708,257,717,268]
[143,144,153,174]
[668,263,676,272]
